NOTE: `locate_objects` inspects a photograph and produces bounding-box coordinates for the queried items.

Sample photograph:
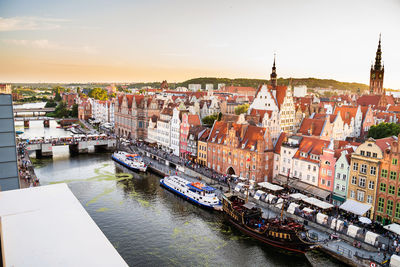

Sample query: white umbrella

[359,216,372,224]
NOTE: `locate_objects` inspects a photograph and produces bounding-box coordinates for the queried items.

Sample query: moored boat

[222,193,318,254]
[111,151,147,172]
[160,175,222,210]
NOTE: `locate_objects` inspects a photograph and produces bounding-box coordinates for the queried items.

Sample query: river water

[22,104,313,267]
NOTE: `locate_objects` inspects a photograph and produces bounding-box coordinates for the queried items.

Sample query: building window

[372,153,377,158]
[387,200,394,216]
[359,177,366,188]
[367,195,373,204]
[378,198,385,213]
[337,173,341,179]
[321,179,325,185]
[357,191,365,202]
[366,151,371,157]
[393,158,398,165]
[360,150,365,156]
[313,166,316,172]
[350,190,355,198]
[396,203,400,219]
[368,181,374,190]
[360,164,367,174]
[341,185,346,192]
[381,169,388,178]
[327,170,332,176]
[336,184,340,190]
[353,162,358,171]
[380,183,386,192]
[342,174,347,181]
[389,185,395,195]
[370,166,376,176]
[327,180,331,187]
[351,176,357,185]
[390,171,397,180]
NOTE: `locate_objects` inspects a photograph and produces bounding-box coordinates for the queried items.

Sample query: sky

[0,0,400,88]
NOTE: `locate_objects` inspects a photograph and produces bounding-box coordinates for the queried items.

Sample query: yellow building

[347,137,395,219]
[197,129,210,166]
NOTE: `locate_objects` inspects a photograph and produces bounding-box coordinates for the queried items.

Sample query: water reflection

[34,153,311,266]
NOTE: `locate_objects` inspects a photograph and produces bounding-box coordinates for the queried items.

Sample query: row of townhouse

[77,97,115,124]
[273,134,360,203]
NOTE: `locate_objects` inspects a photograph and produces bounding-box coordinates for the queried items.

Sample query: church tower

[370,35,384,95]
[270,54,277,89]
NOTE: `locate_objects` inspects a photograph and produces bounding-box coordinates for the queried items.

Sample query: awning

[303,207,314,213]
[302,197,334,209]
[332,194,346,202]
[289,180,331,200]
[273,174,289,185]
[347,225,360,238]
[290,193,308,200]
[365,231,380,246]
[384,223,400,235]
[340,199,371,216]
[258,182,284,192]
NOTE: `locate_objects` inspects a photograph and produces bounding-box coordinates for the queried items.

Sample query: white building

[156,108,173,152]
[188,84,201,91]
[147,116,158,143]
[293,85,307,97]
[205,84,214,91]
[171,108,181,156]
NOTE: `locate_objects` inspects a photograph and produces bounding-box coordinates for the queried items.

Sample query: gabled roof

[334,105,358,125]
[126,94,134,108]
[274,132,287,154]
[198,128,210,142]
[161,107,173,116]
[268,85,288,110]
[375,136,397,151]
[298,118,326,137]
[293,137,330,163]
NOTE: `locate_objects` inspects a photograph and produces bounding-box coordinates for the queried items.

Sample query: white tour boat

[111,151,147,172]
[160,175,222,210]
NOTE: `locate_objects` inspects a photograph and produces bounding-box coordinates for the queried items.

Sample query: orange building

[206,121,273,183]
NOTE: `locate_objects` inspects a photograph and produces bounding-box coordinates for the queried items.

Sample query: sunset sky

[0,0,400,88]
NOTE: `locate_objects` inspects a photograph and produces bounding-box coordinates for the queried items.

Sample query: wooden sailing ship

[222,192,318,254]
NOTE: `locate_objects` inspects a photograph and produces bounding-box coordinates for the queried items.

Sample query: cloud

[2,39,98,54]
[0,16,68,31]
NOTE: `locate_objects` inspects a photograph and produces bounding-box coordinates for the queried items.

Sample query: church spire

[374,34,383,71]
[270,53,277,88]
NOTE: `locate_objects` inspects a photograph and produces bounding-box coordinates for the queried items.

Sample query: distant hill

[128,77,371,93]
[174,77,370,93]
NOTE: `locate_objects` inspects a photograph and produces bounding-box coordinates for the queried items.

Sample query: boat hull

[225,216,309,254]
[160,179,220,210]
[111,155,147,172]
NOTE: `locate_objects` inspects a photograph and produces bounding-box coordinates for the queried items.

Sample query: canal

[21,111,332,267]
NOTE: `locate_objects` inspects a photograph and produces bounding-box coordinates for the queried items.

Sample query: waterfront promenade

[123,142,392,267]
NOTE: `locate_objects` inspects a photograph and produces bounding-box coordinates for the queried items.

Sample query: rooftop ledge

[0,183,128,267]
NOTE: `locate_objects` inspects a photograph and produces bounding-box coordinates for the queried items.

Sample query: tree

[70,104,79,117]
[45,99,57,108]
[88,88,108,100]
[367,122,400,139]
[202,114,219,127]
[234,104,249,115]
[54,91,62,101]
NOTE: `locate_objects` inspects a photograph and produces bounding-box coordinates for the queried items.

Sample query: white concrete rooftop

[0,183,128,267]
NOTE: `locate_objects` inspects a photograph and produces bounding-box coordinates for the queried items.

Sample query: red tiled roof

[388,105,400,113]
[375,136,397,151]
[222,86,257,94]
[357,95,381,106]
[188,114,201,126]
[293,137,330,163]
[274,132,287,154]
[298,118,326,136]
[267,85,288,110]
[334,106,358,125]
[126,94,134,108]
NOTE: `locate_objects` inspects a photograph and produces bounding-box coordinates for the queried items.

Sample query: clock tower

[369,34,384,95]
